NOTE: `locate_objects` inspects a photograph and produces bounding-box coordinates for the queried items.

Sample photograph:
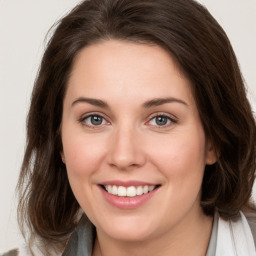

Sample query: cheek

[155,134,205,163]
[61,133,107,210]
[149,129,206,185]
[172,140,205,171]
[62,132,106,177]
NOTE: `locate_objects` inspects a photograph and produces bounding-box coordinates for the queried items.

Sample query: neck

[92,210,213,256]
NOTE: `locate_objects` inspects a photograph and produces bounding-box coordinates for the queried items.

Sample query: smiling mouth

[101,184,161,197]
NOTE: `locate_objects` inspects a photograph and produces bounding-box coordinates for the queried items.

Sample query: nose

[107,126,146,171]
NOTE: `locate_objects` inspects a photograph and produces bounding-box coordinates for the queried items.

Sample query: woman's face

[61,40,216,242]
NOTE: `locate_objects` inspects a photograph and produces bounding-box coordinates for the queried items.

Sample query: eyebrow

[143,97,188,108]
[72,97,109,108]
[71,96,188,108]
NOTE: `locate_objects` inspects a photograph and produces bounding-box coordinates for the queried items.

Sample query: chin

[99,217,158,242]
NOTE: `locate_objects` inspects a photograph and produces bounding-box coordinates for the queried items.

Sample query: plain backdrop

[0,0,255,252]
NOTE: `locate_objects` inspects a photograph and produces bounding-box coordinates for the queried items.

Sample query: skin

[61,40,217,256]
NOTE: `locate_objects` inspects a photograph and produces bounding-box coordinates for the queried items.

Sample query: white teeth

[104,185,156,197]
[149,186,154,192]
[136,186,143,195]
[117,186,126,196]
[143,185,149,194]
[127,186,136,197]
[106,185,112,193]
[112,185,118,195]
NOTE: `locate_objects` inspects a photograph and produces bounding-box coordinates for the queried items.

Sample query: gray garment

[62,213,220,256]
[62,216,95,256]
[0,249,18,256]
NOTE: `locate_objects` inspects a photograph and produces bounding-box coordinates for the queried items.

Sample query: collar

[62,211,256,256]
[216,211,256,255]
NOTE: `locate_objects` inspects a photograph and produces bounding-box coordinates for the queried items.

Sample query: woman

[3,0,256,255]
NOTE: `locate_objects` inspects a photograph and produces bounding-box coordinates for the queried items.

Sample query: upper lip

[100,180,159,187]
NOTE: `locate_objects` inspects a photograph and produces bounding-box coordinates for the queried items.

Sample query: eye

[148,114,177,128]
[80,114,109,127]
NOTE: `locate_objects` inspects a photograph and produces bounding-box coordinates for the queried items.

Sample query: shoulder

[0,249,19,256]
[245,211,256,246]
[0,245,62,256]
[0,247,29,256]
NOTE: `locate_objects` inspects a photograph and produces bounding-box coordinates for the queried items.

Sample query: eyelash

[79,112,110,129]
[147,113,177,129]
[78,112,177,129]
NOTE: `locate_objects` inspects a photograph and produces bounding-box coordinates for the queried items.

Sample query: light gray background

[0,0,255,252]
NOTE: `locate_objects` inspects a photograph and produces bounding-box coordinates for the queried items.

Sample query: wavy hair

[17,0,256,253]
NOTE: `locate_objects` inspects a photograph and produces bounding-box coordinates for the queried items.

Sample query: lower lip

[99,186,159,209]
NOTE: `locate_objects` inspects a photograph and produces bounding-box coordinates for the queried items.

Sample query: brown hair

[17,0,256,253]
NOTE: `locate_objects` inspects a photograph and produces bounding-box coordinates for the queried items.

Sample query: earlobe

[205,141,218,165]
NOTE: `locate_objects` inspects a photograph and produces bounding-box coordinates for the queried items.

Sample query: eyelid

[79,111,111,128]
[146,112,178,128]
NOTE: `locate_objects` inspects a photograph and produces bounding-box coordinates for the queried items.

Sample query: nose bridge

[108,121,146,170]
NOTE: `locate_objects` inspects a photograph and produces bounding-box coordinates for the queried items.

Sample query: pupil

[91,115,102,125]
[156,116,167,125]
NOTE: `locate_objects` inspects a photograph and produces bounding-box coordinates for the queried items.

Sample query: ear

[205,140,218,165]
[60,151,66,164]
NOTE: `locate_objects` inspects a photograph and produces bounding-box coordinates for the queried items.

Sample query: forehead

[65,40,195,107]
